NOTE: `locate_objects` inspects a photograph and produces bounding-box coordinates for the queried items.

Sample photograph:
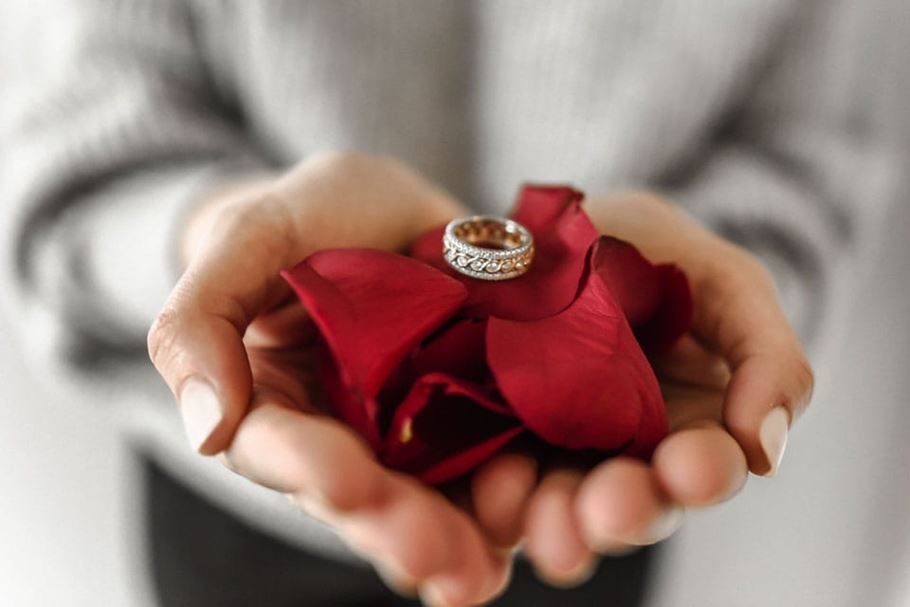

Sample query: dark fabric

[143,454,656,607]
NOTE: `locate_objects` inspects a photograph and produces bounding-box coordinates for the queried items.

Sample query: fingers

[654,335,730,389]
[222,395,384,508]
[571,426,747,565]
[653,422,748,507]
[576,459,683,549]
[148,197,299,454]
[693,245,814,476]
[336,474,512,607]
[471,452,538,548]
[722,355,810,476]
[150,152,466,456]
[591,194,814,477]
[525,469,597,587]
[225,393,510,606]
[243,298,317,349]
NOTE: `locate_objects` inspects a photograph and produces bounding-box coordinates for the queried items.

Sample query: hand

[148,152,511,606]
[466,193,815,585]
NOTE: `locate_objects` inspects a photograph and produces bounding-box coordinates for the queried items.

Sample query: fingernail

[493,541,522,558]
[759,406,790,477]
[419,583,450,607]
[178,378,223,453]
[566,557,598,584]
[633,507,685,545]
[376,561,418,598]
[535,556,598,588]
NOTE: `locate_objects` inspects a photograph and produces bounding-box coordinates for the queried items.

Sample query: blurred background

[2,2,910,606]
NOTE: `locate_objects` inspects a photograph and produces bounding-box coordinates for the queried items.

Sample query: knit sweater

[0,0,900,557]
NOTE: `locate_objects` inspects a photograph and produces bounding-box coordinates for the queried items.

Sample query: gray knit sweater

[0,0,900,556]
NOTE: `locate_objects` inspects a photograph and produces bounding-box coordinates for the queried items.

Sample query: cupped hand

[148,152,511,606]
[468,193,815,585]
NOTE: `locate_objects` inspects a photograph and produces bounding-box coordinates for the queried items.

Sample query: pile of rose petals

[282,185,692,484]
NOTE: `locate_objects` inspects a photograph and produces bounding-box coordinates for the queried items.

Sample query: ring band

[442,215,534,281]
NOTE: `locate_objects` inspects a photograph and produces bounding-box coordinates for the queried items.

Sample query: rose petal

[409,224,446,271]
[315,342,380,445]
[410,184,598,321]
[395,319,489,388]
[509,184,587,236]
[378,318,492,432]
[282,249,467,440]
[637,265,693,355]
[487,253,667,455]
[383,373,522,484]
[592,236,693,354]
[591,236,663,326]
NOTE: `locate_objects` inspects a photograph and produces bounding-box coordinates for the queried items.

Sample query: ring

[442,215,534,281]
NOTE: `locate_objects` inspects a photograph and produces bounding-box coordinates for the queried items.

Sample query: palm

[657,336,729,432]
[152,162,810,600]
[219,293,514,602]
[243,297,322,414]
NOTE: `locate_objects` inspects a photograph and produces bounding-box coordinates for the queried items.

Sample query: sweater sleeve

[0,0,272,370]
[664,2,900,349]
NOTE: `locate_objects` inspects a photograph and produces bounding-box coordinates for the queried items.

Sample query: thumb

[694,246,814,476]
[148,199,296,454]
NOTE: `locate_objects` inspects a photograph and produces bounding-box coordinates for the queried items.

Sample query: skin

[148,152,813,606]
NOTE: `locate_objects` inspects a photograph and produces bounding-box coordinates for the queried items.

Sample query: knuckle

[747,256,776,290]
[718,241,773,285]
[635,191,674,213]
[740,254,778,295]
[246,403,288,447]
[208,196,296,266]
[792,355,816,409]
[303,150,404,182]
[209,200,264,240]
[147,306,181,368]
[305,150,376,174]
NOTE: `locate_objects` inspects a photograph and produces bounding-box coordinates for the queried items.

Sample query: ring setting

[442,216,534,281]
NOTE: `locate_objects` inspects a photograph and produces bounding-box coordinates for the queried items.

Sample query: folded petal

[410,185,598,321]
[393,319,490,389]
[592,236,693,355]
[282,250,467,438]
[315,343,380,446]
[487,256,667,456]
[378,318,493,432]
[636,265,693,355]
[383,373,522,484]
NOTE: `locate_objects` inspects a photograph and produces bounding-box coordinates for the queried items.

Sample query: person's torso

[190,0,793,212]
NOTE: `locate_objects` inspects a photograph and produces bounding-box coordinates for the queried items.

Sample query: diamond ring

[442,216,534,281]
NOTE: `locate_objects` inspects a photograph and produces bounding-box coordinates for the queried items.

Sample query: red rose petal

[487,254,667,455]
[383,373,521,484]
[592,236,693,354]
[315,343,380,446]
[509,184,588,236]
[397,319,489,387]
[409,224,446,270]
[410,185,598,321]
[282,250,467,439]
[591,236,663,327]
[378,318,492,432]
[419,429,523,485]
[637,264,693,355]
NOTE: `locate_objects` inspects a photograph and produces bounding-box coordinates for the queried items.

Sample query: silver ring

[442,215,534,281]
